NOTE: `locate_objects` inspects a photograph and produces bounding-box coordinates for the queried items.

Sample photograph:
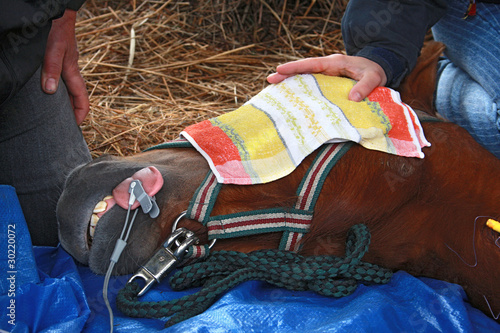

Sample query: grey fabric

[0,66,91,245]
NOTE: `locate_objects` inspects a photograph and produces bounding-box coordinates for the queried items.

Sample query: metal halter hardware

[171,211,217,249]
[127,227,199,297]
[125,208,217,298]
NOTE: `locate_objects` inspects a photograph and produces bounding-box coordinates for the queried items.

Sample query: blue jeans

[0,67,91,246]
[432,1,500,158]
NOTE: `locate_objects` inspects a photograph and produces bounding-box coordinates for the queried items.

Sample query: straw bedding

[77,0,347,157]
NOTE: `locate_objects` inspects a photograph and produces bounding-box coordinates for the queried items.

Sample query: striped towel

[181,74,430,185]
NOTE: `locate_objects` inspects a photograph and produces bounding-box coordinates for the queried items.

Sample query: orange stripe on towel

[184,120,241,166]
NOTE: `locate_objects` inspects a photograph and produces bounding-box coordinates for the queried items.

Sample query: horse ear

[112,166,164,210]
[397,41,446,115]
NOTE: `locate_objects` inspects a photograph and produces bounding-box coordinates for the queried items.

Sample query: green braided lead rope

[116,224,393,328]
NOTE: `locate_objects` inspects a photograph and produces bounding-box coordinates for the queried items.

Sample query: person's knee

[435,60,500,158]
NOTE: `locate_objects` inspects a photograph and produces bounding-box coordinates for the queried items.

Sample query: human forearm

[342,0,447,87]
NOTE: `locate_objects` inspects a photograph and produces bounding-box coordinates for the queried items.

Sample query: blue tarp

[1,185,499,332]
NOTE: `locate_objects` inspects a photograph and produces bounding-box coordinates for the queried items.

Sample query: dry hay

[77,0,348,157]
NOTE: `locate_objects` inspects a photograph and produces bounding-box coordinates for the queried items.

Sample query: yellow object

[486,219,500,233]
[181,74,431,185]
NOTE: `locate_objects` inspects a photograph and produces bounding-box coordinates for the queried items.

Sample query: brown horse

[56,42,500,321]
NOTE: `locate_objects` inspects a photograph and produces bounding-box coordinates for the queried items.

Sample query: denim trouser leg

[0,67,91,246]
[432,2,500,158]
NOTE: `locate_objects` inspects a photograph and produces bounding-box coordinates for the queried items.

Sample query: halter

[128,139,352,295]
[145,108,438,255]
[117,140,395,328]
[150,138,351,252]
[184,140,352,258]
